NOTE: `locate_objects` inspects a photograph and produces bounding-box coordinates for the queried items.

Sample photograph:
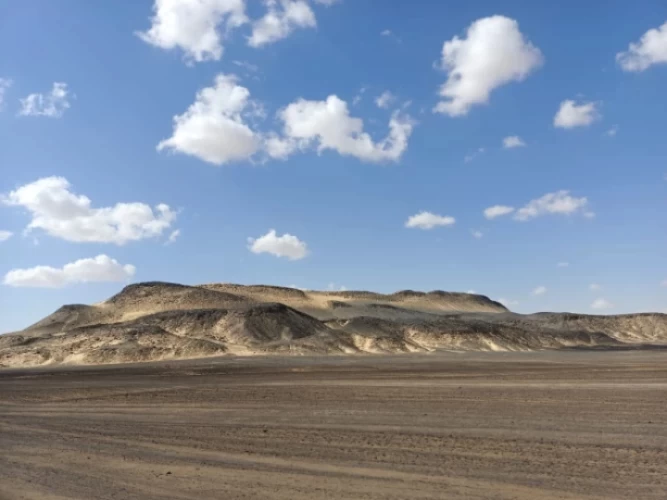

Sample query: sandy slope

[1,281,666,368]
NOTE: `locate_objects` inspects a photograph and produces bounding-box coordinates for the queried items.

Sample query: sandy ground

[1,351,667,499]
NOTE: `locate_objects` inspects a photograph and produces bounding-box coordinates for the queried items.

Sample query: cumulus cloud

[158,74,262,165]
[3,255,135,288]
[503,135,526,148]
[375,91,396,109]
[405,211,456,230]
[617,21,667,72]
[557,262,569,268]
[137,0,248,63]
[433,15,543,117]
[0,230,13,242]
[249,0,316,47]
[590,283,602,291]
[271,95,415,162]
[483,205,515,219]
[514,190,589,221]
[591,298,613,310]
[553,100,600,129]
[0,78,12,109]
[471,230,483,239]
[2,177,176,245]
[248,229,308,260]
[19,82,71,118]
[532,285,547,296]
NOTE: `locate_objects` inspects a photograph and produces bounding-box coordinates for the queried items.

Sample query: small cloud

[381,29,401,43]
[497,297,519,307]
[471,230,483,239]
[532,285,547,296]
[405,211,456,230]
[484,205,515,219]
[375,91,396,109]
[233,60,259,73]
[605,125,619,137]
[327,283,347,292]
[433,16,543,117]
[3,255,135,288]
[554,99,600,129]
[616,21,667,72]
[248,229,308,260]
[660,279,667,287]
[0,230,13,242]
[467,289,476,294]
[589,283,602,291]
[591,298,613,310]
[166,229,180,245]
[464,147,485,163]
[502,135,526,148]
[0,78,12,109]
[514,190,590,221]
[557,262,569,268]
[19,82,72,118]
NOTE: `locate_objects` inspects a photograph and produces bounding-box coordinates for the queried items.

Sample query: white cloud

[158,74,262,165]
[405,211,455,230]
[606,125,619,137]
[248,229,308,260]
[502,135,526,148]
[167,229,181,244]
[617,21,667,72]
[484,205,515,219]
[471,230,483,239]
[514,190,589,221]
[589,283,602,291]
[249,0,317,48]
[466,289,476,294]
[381,29,392,36]
[497,297,519,307]
[553,100,600,129]
[375,91,396,109]
[532,285,547,296]
[137,0,248,63]
[233,60,259,73]
[557,262,569,268]
[0,230,13,242]
[591,298,613,311]
[352,86,368,106]
[464,147,485,163]
[2,177,176,245]
[3,255,135,288]
[433,15,543,117]
[19,82,71,118]
[327,282,347,291]
[272,95,414,162]
[0,78,12,109]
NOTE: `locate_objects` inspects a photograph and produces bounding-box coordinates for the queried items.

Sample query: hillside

[1,281,665,368]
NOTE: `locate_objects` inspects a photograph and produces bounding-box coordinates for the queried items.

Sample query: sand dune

[1,281,666,368]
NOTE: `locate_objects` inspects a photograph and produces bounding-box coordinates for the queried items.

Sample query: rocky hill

[1,282,665,368]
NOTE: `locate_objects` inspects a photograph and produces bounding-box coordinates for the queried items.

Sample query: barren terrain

[2,351,667,499]
[1,282,666,368]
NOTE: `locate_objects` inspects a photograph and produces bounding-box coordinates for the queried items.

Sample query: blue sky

[1,0,666,333]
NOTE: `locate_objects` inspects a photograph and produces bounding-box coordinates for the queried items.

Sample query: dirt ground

[1,351,667,499]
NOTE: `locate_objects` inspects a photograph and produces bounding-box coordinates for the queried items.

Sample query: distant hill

[1,282,665,368]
